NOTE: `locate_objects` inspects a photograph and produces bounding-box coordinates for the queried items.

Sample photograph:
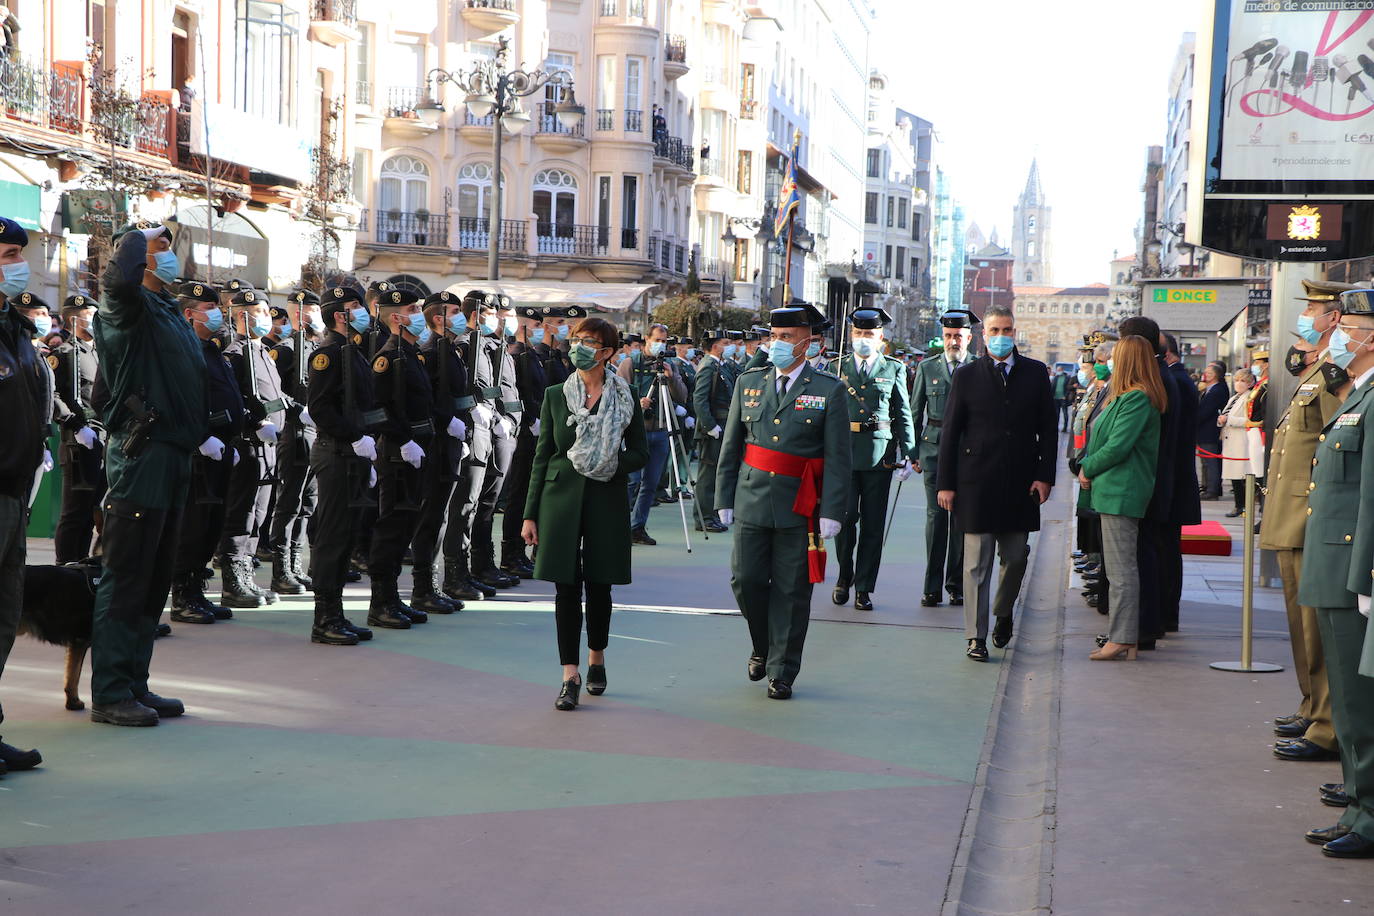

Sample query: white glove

[1360,593,1370,619]
[895,460,914,482]
[685,416,696,429]
[400,439,425,468]
[368,466,377,488]
[674,404,688,418]
[473,403,494,425]
[447,416,467,439]
[531,418,541,438]
[75,426,99,449]
[819,517,841,539]
[708,425,722,439]
[717,508,734,525]
[498,416,516,438]
[198,436,226,461]
[41,449,53,472]
[232,447,240,466]
[351,436,377,461]
[256,420,278,444]
[297,408,313,427]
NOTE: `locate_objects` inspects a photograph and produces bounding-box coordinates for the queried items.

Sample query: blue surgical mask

[805,341,822,359]
[406,312,427,338]
[555,323,570,340]
[152,250,179,284]
[503,316,518,337]
[278,319,293,336]
[481,314,499,336]
[767,339,797,366]
[31,313,52,337]
[309,315,325,334]
[531,327,546,345]
[687,348,698,360]
[722,343,739,360]
[349,307,371,334]
[986,335,1014,359]
[1077,368,1092,387]
[250,314,271,338]
[648,340,665,357]
[418,327,433,347]
[449,312,468,335]
[1250,365,1263,381]
[851,337,875,358]
[0,261,29,299]
[1296,314,1323,345]
[1329,326,1359,370]
[202,307,223,333]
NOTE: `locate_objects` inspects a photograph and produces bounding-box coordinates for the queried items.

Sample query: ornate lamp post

[417,36,583,281]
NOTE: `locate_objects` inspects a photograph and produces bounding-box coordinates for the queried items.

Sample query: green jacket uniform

[835,354,916,470]
[525,380,649,584]
[910,353,972,599]
[910,354,971,463]
[692,354,735,434]
[743,347,769,372]
[1076,389,1161,519]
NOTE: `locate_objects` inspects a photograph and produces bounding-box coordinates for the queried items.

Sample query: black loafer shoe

[831,584,850,606]
[1322,788,1351,808]
[134,692,185,718]
[854,592,873,611]
[586,664,607,696]
[90,697,159,727]
[747,655,766,681]
[1275,717,1313,738]
[555,678,580,711]
[921,593,941,607]
[966,639,989,662]
[155,623,172,638]
[948,592,964,606]
[1323,832,1374,858]
[1321,782,1344,794]
[767,678,792,699]
[1274,738,1340,761]
[1274,713,1306,726]
[1306,823,1351,845]
[992,616,1013,649]
[0,738,42,771]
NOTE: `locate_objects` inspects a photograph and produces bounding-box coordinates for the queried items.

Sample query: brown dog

[19,560,100,711]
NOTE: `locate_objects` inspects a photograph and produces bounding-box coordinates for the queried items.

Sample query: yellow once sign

[1152,288,1218,304]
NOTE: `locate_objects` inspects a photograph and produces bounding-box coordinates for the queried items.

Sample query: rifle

[342,330,376,509]
[240,330,278,486]
[65,343,97,491]
[436,331,462,484]
[387,330,423,511]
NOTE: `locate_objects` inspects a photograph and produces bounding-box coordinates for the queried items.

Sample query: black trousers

[836,466,894,593]
[555,575,613,666]
[471,431,515,574]
[219,438,274,559]
[173,455,233,578]
[1199,442,1222,497]
[268,447,316,554]
[1160,523,1183,631]
[1135,518,1168,642]
[412,441,460,571]
[1055,399,1070,431]
[694,434,722,517]
[54,440,107,563]
[500,428,537,563]
[310,440,367,597]
[368,441,424,585]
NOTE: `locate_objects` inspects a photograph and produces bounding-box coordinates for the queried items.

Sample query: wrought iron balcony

[595,109,614,131]
[665,36,687,63]
[624,109,643,132]
[653,135,694,170]
[537,223,609,258]
[310,148,353,206]
[463,110,495,128]
[366,209,450,248]
[697,158,724,179]
[385,86,424,119]
[621,228,639,249]
[455,216,526,253]
[600,0,616,14]
[534,102,584,137]
[312,0,357,25]
[740,99,758,119]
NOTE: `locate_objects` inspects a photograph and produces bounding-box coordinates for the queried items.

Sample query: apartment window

[624,57,643,130]
[895,246,906,280]
[885,196,894,228]
[736,151,752,194]
[866,149,881,179]
[235,0,299,125]
[864,192,878,225]
[543,52,574,110]
[897,206,907,230]
[884,244,892,277]
[457,162,494,221]
[912,212,922,241]
[597,175,611,246]
[910,256,919,281]
[596,54,616,111]
[1073,302,1082,314]
[621,175,639,248]
[89,0,117,68]
[353,22,372,105]
[379,155,428,214]
[734,238,749,282]
[534,168,578,238]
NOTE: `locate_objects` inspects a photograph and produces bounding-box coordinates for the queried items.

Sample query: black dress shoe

[966,639,989,662]
[345,568,363,583]
[311,617,360,646]
[992,616,1013,649]
[631,527,657,546]
[1322,787,1351,808]
[1306,823,1351,845]
[1225,508,1244,518]
[832,584,850,606]
[0,737,41,771]
[555,678,580,711]
[948,592,964,607]
[1323,832,1374,858]
[170,606,216,624]
[747,655,766,681]
[1275,717,1313,738]
[339,617,373,641]
[90,698,159,727]
[1321,781,1344,794]
[155,623,172,638]
[854,592,873,611]
[586,664,607,696]
[467,577,498,598]
[921,593,940,607]
[767,678,792,699]
[1137,639,1157,651]
[1274,738,1340,761]
[1084,594,1101,608]
[1071,550,1085,559]
[134,692,185,718]
[366,604,412,629]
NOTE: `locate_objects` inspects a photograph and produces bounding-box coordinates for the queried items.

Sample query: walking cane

[883,476,904,546]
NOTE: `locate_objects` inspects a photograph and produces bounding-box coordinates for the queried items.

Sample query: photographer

[618,323,687,545]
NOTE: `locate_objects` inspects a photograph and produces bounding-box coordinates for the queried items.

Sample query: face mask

[986,335,1014,359]
[481,314,498,336]
[250,314,271,338]
[201,307,224,333]
[1250,365,1263,381]
[349,307,371,334]
[406,312,427,338]
[31,313,52,337]
[0,261,29,299]
[531,327,546,345]
[851,337,875,358]
[278,319,293,337]
[571,342,601,370]
[1322,360,1351,394]
[309,315,325,334]
[1093,363,1111,381]
[555,323,570,340]
[647,340,665,357]
[805,341,822,359]
[1077,368,1092,387]
[418,328,433,347]
[767,339,798,366]
[1296,314,1324,346]
[503,316,518,337]
[1285,345,1306,377]
[687,348,698,360]
[1328,326,1360,371]
[449,313,468,335]
[152,250,179,284]
[722,343,739,360]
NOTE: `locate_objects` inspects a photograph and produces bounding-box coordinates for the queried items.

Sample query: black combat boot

[270,549,306,595]
[311,595,359,646]
[290,544,313,590]
[411,565,461,614]
[238,556,278,604]
[220,558,266,609]
[170,575,217,624]
[366,581,412,629]
[442,558,483,601]
[185,573,232,620]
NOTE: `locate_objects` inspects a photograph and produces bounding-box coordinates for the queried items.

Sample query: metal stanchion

[1211,472,1284,673]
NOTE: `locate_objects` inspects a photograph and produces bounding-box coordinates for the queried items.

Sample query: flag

[773,134,802,239]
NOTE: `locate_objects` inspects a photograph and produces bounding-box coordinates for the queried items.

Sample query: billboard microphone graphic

[1289,51,1308,93]
[1236,37,1278,76]
[1333,56,1374,107]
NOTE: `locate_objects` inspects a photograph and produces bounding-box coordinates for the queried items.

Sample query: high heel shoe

[586,663,607,696]
[1089,642,1137,660]
[555,678,581,710]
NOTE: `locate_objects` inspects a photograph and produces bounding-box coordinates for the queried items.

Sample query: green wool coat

[524,381,649,585]
[1077,389,1161,519]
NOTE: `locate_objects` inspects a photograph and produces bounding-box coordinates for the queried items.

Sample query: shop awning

[1,180,42,232]
[445,281,657,312]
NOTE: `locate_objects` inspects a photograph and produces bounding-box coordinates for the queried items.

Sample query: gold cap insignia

[334,287,344,298]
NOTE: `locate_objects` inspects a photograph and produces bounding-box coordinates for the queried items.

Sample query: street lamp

[416,36,583,281]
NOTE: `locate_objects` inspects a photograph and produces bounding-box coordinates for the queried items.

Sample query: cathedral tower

[1012,160,1052,286]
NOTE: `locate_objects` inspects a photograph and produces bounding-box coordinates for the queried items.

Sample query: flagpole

[781,129,800,304]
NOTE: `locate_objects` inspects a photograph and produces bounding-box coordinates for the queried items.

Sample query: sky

[871,0,1207,287]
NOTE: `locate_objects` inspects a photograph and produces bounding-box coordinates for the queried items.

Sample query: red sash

[744,443,827,583]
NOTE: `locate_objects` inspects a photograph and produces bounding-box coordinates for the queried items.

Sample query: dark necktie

[778,375,790,397]
[1000,362,1010,384]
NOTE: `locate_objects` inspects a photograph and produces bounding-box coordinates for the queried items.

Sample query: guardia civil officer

[167,281,239,624]
[264,290,321,594]
[411,290,472,613]
[911,310,977,607]
[619,323,688,545]
[218,288,286,608]
[716,305,851,699]
[1299,288,1374,858]
[832,307,916,611]
[51,293,106,563]
[88,225,207,726]
[742,326,771,370]
[692,328,734,533]
[366,287,434,628]
[500,305,551,577]
[305,286,383,646]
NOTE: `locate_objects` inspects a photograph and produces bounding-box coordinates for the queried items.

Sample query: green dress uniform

[716,313,852,688]
[692,348,735,520]
[911,351,974,601]
[833,342,916,600]
[1259,359,1342,752]
[1298,371,1374,846]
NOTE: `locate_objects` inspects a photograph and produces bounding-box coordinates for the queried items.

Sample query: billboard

[1140,281,1250,332]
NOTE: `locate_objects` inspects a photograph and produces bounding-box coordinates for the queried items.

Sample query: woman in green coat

[1076,335,1166,660]
[522,317,648,710]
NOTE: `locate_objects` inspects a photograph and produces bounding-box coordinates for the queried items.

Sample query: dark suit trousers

[471,431,515,573]
[731,522,812,683]
[836,467,893,593]
[1135,519,1167,641]
[1198,440,1222,496]
[369,444,423,586]
[173,455,233,578]
[268,434,315,553]
[1318,607,1374,838]
[446,454,488,576]
[412,446,459,573]
[308,443,365,598]
[1160,523,1183,631]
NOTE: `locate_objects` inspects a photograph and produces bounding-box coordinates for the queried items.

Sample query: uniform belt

[742,443,827,584]
[453,394,476,411]
[477,386,501,400]
[850,420,891,433]
[260,397,288,414]
[925,419,942,428]
[502,400,524,413]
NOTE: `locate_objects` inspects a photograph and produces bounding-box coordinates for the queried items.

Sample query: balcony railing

[465,0,515,9]
[455,216,526,253]
[698,158,724,179]
[312,0,357,25]
[624,108,643,132]
[674,244,685,274]
[621,228,639,249]
[665,36,687,63]
[368,210,450,247]
[463,110,495,128]
[740,99,758,119]
[700,258,736,295]
[385,86,424,118]
[653,135,694,169]
[537,223,609,257]
[356,79,373,107]
[600,0,616,14]
[2,54,178,151]
[627,0,645,15]
[595,108,614,131]
[534,102,584,137]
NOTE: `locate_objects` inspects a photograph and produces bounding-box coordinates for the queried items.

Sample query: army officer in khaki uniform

[716,306,851,699]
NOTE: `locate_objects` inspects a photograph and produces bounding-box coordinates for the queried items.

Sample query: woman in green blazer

[522,317,649,710]
[1076,335,1165,660]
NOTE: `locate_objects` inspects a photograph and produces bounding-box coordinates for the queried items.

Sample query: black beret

[288,289,321,306]
[62,294,93,312]
[230,288,267,307]
[374,287,420,308]
[368,280,394,295]
[537,305,587,319]
[0,216,29,247]
[425,290,460,308]
[175,281,219,303]
[269,305,289,320]
[223,278,253,293]
[322,285,365,311]
[463,289,500,309]
[516,306,542,320]
[850,306,892,330]
[15,291,50,311]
